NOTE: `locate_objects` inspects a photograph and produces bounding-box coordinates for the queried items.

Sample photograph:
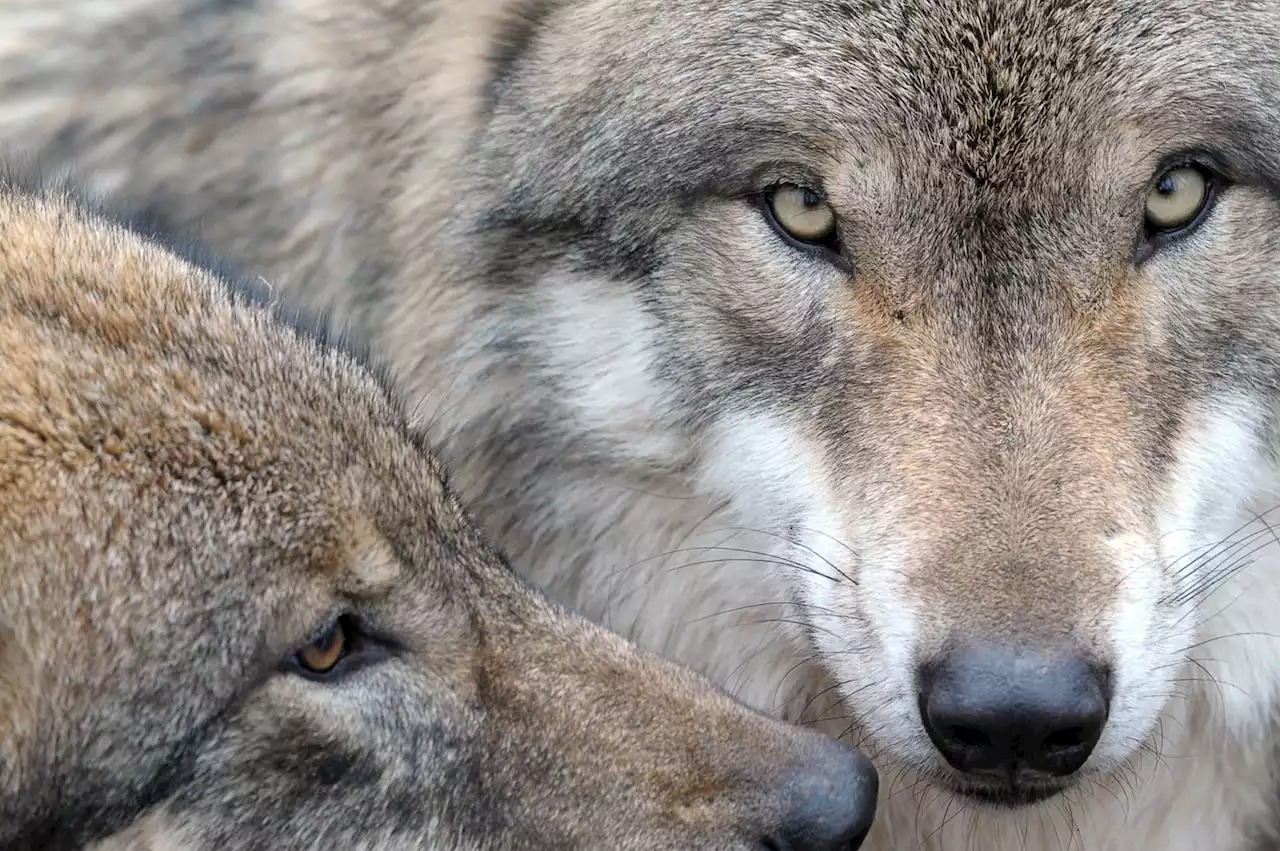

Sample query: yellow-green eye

[765,184,838,248]
[1145,166,1210,232]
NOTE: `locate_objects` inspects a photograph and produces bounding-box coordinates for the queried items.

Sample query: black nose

[763,736,878,851]
[918,646,1109,780]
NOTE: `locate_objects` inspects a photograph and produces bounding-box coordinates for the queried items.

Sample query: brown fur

[0,177,878,850]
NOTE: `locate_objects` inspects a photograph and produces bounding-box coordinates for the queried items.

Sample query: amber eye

[284,615,392,682]
[1145,165,1213,235]
[295,619,349,674]
[762,184,840,251]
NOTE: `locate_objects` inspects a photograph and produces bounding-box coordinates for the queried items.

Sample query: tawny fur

[2,1,1280,848]
[0,177,878,851]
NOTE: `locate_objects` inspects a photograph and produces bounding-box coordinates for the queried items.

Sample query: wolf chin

[3,0,1280,848]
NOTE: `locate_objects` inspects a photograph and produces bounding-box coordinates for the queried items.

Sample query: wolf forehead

[489,0,1280,224]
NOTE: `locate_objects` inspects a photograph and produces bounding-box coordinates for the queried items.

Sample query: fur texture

[3,1,1280,847]
[0,176,879,851]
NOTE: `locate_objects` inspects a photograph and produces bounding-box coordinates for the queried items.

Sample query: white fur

[696,410,820,527]
[534,275,684,464]
[1159,395,1280,737]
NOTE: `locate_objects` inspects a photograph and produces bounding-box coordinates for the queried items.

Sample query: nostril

[942,724,991,751]
[1041,726,1087,754]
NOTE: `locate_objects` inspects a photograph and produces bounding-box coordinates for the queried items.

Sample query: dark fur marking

[186,0,257,15]
[479,218,661,287]
[260,738,379,789]
[9,715,218,851]
[486,0,562,113]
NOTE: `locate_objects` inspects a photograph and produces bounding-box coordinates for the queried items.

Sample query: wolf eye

[296,619,350,673]
[285,615,391,681]
[761,184,841,254]
[1144,165,1215,237]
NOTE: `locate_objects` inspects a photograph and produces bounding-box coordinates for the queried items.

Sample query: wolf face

[471,0,1280,810]
[0,179,879,851]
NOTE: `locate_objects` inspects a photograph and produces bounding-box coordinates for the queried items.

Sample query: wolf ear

[0,619,38,799]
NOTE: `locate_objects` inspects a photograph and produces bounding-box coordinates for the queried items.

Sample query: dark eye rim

[1137,157,1226,262]
[755,184,849,268]
[282,614,394,683]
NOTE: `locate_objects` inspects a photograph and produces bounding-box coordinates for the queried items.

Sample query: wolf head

[471,0,1280,806]
[0,181,880,851]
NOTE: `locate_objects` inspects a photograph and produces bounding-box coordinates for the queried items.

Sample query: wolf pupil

[802,189,823,207]
[1156,175,1177,195]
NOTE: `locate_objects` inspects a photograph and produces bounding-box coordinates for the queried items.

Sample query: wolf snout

[918,645,1110,785]
[760,736,878,851]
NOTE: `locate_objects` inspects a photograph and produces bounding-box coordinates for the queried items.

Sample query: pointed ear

[0,619,38,800]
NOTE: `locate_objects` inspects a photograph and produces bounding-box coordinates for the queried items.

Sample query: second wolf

[0,175,879,850]
[3,0,1280,849]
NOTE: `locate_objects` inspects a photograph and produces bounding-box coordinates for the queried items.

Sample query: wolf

[0,175,880,851]
[2,0,1280,848]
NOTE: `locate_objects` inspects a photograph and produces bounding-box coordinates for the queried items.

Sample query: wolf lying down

[0,180,878,851]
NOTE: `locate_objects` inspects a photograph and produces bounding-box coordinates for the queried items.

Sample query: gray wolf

[0,176,879,851]
[2,1,1279,848]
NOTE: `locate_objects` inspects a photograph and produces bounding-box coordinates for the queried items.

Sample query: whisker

[710,524,858,585]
